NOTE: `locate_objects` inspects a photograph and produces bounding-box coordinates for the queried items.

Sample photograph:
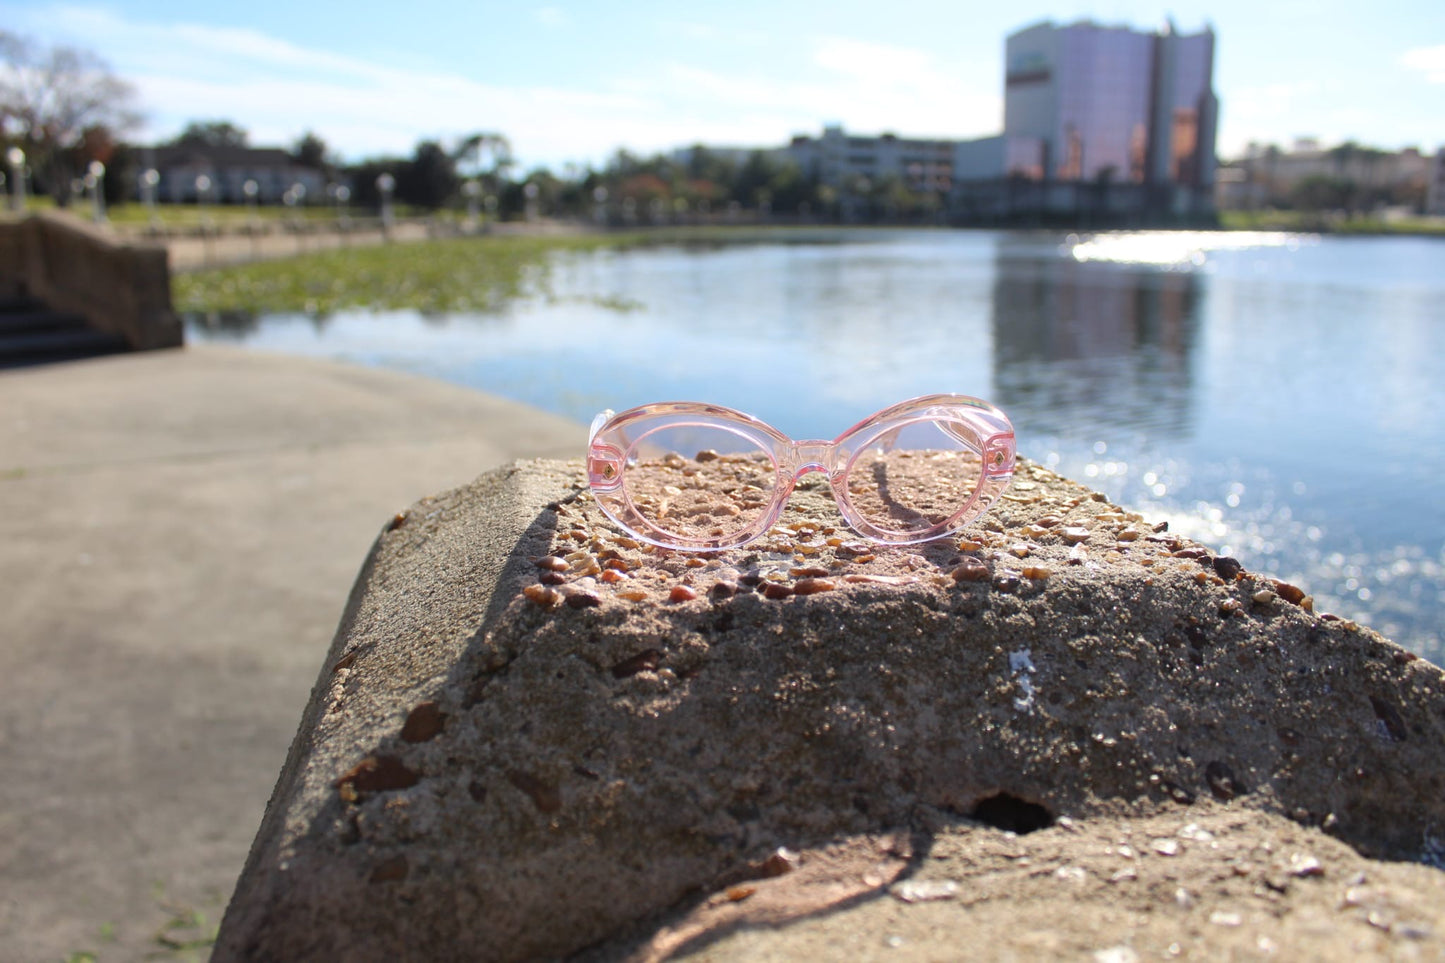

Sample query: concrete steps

[0,297,131,368]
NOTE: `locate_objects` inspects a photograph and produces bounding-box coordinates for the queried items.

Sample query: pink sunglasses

[586,394,1015,551]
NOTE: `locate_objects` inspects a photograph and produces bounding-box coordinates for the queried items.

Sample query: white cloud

[653,36,1001,145]
[17,4,1000,168]
[1401,45,1445,83]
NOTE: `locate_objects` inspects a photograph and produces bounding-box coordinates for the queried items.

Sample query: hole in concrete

[969,793,1055,834]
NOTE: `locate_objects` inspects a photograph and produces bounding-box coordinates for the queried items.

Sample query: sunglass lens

[846,421,982,537]
[623,426,777,544]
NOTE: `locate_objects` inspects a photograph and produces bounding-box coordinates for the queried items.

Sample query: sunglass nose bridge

[790,440,835,478]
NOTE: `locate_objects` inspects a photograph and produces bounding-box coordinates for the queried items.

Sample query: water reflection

[991,236,1199,441]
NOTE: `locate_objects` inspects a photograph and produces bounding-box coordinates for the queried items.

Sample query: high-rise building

[1001,18,1216,189]
[955,18,1218,221]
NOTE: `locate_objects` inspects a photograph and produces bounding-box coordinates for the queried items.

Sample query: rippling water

[188,229,1445,664]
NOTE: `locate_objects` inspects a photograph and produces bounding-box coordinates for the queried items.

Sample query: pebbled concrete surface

[214,458,1445,961]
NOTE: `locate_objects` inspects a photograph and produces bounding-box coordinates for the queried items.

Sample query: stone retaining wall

[0,211,181,350]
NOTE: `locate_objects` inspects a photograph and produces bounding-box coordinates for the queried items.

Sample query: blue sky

[6,1,1442,170]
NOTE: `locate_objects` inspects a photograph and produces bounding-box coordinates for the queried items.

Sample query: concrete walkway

[0,346,585,961]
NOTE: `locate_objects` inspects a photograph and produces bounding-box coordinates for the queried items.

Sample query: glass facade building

[1002,20,1217,191]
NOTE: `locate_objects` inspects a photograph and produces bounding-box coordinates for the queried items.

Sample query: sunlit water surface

[189,229,1445,664]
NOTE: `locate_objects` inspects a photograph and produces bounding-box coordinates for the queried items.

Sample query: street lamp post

[140,169,160,227]
[85,161,107,223]
[523,181,540,222]
[376,173,395,237]
[462,180,481,233]
[194,174,212,225]
[333,184,351,232]
[195,173,214,264]
[5,147,25,212]
[242,178,259,228]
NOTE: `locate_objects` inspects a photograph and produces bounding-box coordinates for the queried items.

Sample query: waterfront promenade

[0,346,585,960]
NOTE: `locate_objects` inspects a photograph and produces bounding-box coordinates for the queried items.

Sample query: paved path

[0,346,585,961]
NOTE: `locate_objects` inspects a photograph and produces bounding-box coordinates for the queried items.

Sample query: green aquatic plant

[172,233,643,318]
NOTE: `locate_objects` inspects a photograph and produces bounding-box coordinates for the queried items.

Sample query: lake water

[187,229,1445,664]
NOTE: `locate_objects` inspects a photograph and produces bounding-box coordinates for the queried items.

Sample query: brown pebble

[565,589,603,609]
[1220,598,1243,617]
[604,558,630,571]
[369,854,409,884]
[1274,580,1307,605]
[1213,556,1242,580]
[400,701,446,743]
[669,585,699,603]
[335,754,419,794]
[507,770,562,814]
[331,650,358,673]
[599,569,626,584]
[762,582,794,599]
[534,556,569,572]
[1061,526,1091,544]
[792,577,836,595]
[760,847,800,876]
[1021,566,1052,581]
[618,589,648,601]
[790,565,831,578]
[611,649,663,679]
[852,553,876,564]
[726,885,757,902]
[950,557,991,582]
[694,449,720,462]
[539,571,567,586]
[386,511,408,532]
[685,558,706,569]
[992,574,1021,593]
[523,584,563,607]
[710,581,738,599]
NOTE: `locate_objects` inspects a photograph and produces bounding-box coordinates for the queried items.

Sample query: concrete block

[214,458,1445,960]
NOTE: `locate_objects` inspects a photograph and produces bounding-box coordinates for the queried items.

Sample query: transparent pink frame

[586,394,1016,551]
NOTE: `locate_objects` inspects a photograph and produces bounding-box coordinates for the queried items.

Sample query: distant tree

[0,31,141,203]
[453,132,511,177]
[765,159,817,215]
[397,140,457,209]
[171,120,249,150]
[70,123,136,205]
[340,157,405,209]
[1291,174,1356,212]
[292,130,331,170]
[730,151,776,206]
